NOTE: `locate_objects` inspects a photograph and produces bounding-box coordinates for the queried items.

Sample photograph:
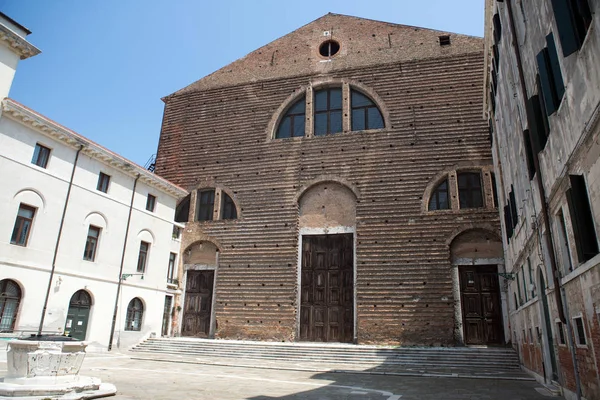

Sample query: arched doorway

[0,279,22,332]
[450,228,505,345]
[182,241,218,338]
[65,290,92,340]
[297,181,357,343]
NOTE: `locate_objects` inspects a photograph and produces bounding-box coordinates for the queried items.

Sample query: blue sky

[3,0,484,166]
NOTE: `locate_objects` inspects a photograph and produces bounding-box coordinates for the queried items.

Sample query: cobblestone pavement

[1,353,561,399]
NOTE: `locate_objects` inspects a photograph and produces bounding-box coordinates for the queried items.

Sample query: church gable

[171,13,484,95]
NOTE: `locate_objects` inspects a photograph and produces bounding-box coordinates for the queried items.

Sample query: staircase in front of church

[129,337,530,380]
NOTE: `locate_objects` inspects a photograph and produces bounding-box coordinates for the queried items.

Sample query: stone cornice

[0,24,40,60]
[2,99,188,198]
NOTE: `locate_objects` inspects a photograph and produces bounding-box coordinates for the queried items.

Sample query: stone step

[130,338,521,371]
[132,344,518,363]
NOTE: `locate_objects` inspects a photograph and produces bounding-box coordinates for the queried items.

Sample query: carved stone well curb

[0,340,116,399]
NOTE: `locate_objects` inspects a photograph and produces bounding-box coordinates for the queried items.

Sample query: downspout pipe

[38,144,83,336]
[506,1,580,398]
[108,173,140,351]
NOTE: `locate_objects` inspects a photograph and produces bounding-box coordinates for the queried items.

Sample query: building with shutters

[155,13,507,346]
[484,0,600,398]
[0,12,187,351]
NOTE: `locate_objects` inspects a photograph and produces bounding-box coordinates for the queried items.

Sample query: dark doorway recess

[65,290,91,341]
[459,266,504,345]
[182,270,214,337]
[300,234,353,343]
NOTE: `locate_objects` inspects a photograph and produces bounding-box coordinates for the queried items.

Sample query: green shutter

[537,49,557,115]
[493,14,502,43]
[551,0,579,56]
[546,33,565,102]
[526,95,548,153]
[523,130,536,180]
[509,187,518,225]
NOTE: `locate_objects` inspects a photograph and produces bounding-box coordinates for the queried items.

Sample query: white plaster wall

[0,114,182,350]
[0,42,19,99]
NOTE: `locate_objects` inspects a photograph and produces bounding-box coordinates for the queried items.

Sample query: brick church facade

[155,13,505,346]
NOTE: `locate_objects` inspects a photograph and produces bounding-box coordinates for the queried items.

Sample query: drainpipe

[506,1,580,397]
[37,144,83,336]
[108,173,140,351]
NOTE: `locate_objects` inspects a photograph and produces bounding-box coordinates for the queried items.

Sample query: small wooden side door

[182,270,214,337]
[460,266,503,345]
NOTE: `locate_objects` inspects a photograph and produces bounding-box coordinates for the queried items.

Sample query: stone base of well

[0,340,116,399]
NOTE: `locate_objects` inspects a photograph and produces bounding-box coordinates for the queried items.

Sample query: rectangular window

[529,328,533,344]
[527,258,535,298]
[556,210,573,273]
[504,204,514,241]
[31,143,51,168]
[551,0,592,57]
[167,252,177,284]
[537,34,565,115]
[137,241,150,273]
[566,175,599,264]
[97,172,111,193]
[457,172,483,209]
[509,186,519,227]
[10,204,36,246]
[522,268,528,302]
[83,225,101,261]
[573,316,587,345]
[196,190,215,221]
[556,321,566,345]
[146,194,156,212]
[516,272,523,304]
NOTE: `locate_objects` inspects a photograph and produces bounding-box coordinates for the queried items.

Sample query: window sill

[561,253,600,286]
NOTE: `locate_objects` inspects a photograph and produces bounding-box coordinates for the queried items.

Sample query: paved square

[0,353,560,400]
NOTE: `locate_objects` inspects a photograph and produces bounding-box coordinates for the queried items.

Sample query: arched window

[70,290,91,307]
[458,172,484,209]
[428,179,450,210]
[351,90,384,130]
[276,97,305,138]
[0,279,21,332]
[221,193,237,220]
[125,298,144,331]
[175,194,191,223]
[314,88,343,136]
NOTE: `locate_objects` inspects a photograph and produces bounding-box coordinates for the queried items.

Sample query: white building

[0,12,187,351]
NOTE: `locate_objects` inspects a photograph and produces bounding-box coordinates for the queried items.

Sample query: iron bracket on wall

[497,272,515,280]
[121,273,144,281]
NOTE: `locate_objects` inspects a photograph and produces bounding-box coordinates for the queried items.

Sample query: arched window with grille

[428,179,450,210]
[0,279,21,332]
[221,192,237,220]
[351,89,384,131]
[276,97,305,138]
[125,297,144,331]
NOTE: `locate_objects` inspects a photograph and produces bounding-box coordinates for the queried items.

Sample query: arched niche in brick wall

[297,181,356,229]
[449,228,502,262]
[183,240,219,267]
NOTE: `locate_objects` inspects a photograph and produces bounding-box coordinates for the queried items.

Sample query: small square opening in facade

[439,35,451,46]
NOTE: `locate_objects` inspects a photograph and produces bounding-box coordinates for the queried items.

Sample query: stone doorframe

[179,262,219,338]
[296,226,357,343]
[451,258,508,345]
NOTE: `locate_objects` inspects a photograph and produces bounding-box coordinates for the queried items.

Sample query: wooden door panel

[300,234,353,343]
[182,270,214,337]
[460,266,504,345]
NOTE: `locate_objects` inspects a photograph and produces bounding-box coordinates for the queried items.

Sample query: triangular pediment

[170,13,483,96]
